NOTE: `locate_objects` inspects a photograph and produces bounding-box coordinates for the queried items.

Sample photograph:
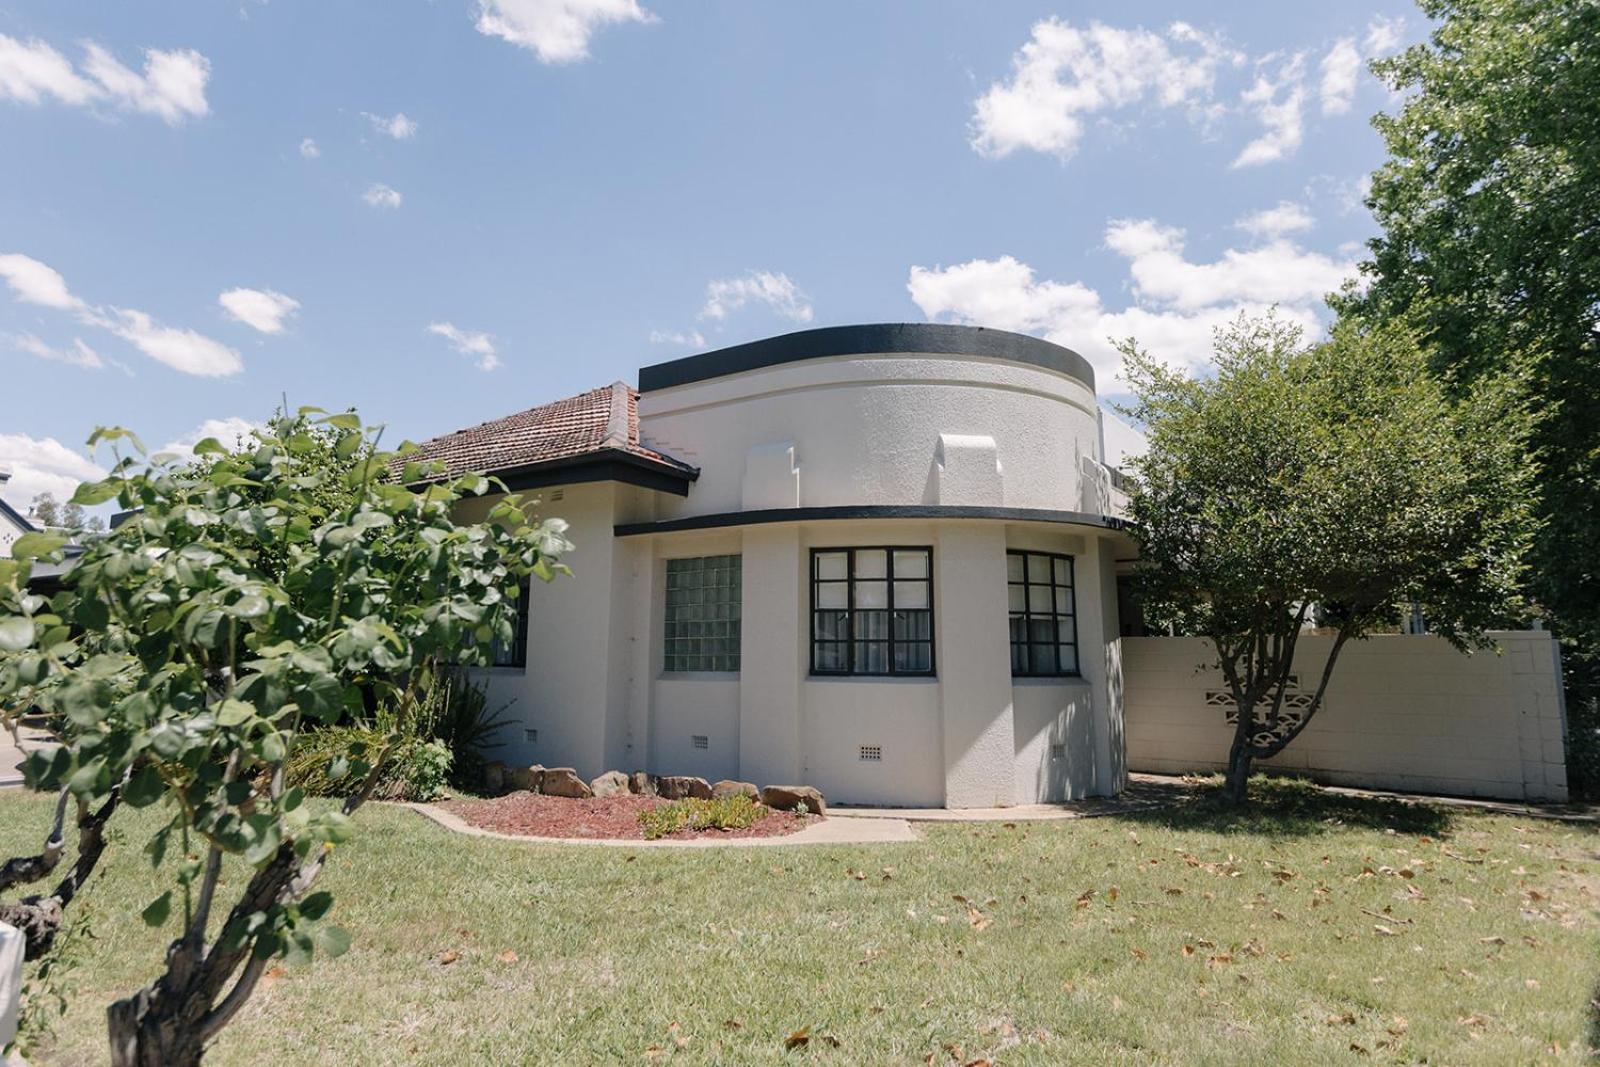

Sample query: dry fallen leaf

[495,950,518,964]
[1374,925,1399,937]
[1326,1012,1357,1026]
[785,1026,811,1050]
[437,949,460,966]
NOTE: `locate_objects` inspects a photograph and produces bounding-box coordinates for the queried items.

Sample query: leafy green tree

[1121,314,1539,804]
[1343,0,1600,772]
[28,492,105,534]
[0,408,570,1066]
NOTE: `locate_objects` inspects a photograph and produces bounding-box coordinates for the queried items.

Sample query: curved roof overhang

[614,504,1127,538]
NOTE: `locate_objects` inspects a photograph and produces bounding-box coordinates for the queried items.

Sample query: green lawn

[3,781,1596,1065]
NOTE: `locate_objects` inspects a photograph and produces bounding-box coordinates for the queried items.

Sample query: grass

[2,778,1597,1065]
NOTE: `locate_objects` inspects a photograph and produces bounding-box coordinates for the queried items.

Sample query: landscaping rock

[541,767,593,799]
[628,771,657,796]
[760,785,826,816]
[712,779,759,801]
[504,764,545,793]
[656,775,713,800]
[483,760,507,793]
[590,770,630,798]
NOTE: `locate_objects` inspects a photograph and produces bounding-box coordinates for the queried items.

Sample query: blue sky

[1,0,1417,512]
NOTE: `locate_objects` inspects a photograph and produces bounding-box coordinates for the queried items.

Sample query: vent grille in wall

[859,745,882,762]
[548,489,564,501]
[1205,677,1317,749]
[1050,742,1066,760]
[691,735,709,750]
[524,728,538,743]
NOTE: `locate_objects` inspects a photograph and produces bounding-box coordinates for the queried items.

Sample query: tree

[1120,313,1539,804]
[27,492,105,535]
[0,407,571,1065]
[1342,0,1600,771]
[28,493,60,528]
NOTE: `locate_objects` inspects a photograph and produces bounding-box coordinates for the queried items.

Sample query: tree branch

[0,787,69,892]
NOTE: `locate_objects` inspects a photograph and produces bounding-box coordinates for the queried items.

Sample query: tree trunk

[107,984,210,1067]
[1223,736,1253,805]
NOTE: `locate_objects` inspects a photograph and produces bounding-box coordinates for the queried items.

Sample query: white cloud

[700,271,813,324]
[299,137,320,159]
[475,0,654,64]
[362,183,403,209]
[160,417,260,460]
[1233,53,1307,167]
[649,328,706,347]
[1235,200,1315,239]
[0,253,82,310]
[427,322,501,371]
[363,111,417,139]
[0,34,210,123]
[969,18,1242,161]
[1363,17,1404,57]
[219,287,299,334]
[10,333,102,370]
[1318,38,1362,116]
[0,251,242,376]
[907,212,1355,384]
[97,309,242,377]
[0,433,107,514]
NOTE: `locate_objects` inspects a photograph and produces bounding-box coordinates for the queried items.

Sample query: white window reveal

[663,554,742,672]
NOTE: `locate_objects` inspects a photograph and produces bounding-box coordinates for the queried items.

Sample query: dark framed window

[492,577,531,668]
[1008,551,1078,676]
[811,547,934,676]
[664,554,742,672]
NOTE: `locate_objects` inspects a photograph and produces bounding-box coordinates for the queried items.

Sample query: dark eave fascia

[0,495,36,534]
[638,323,1096,394]
[615,504,1127,537]
[409,448,700,498]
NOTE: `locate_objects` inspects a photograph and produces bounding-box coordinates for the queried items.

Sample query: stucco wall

[1123,632,1569,802]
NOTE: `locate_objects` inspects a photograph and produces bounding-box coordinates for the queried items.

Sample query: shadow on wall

[1022,700,1096,802]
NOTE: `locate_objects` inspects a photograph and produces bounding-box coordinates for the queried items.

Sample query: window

[663,554,742,672]
[1008,551,1078,676]
[811,547,934,676]
[492,577,531,668]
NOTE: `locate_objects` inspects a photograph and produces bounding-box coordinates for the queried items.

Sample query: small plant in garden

[638,796,765,839]
[0,408,570,1066]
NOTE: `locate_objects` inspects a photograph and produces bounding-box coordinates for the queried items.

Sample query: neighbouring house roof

[401,381,698,495]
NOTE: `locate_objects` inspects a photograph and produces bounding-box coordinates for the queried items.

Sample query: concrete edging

[401,801,922,847]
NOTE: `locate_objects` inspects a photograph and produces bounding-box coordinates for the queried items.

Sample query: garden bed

[438,791,816,841]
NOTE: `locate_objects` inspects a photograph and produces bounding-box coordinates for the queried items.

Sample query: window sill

[478,665,527,675]
[807,674,939,684]
[1011,675,1087,687]
[657,671,741,681]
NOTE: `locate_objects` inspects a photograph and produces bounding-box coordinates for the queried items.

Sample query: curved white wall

[637,352,1104,517]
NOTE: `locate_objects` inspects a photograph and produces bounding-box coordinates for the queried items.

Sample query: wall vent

[691,734,709,750]
[1049,742,1066,760]
[859,745,882,762]
[548,489,565,502]
[524,728,538,743]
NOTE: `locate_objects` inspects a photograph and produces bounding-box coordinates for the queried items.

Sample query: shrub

[639,796,765,840]
[422,668,513,789]
[283,728,453,802]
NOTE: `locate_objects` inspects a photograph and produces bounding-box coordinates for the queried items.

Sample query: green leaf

[322,412,361,431]
[124,764,166,808]
[0,616,33,652]
[299,891,334,921]
[317,924,352,959]
[70,479,121,506]
[192,436,227,456]
[217,698,256,727]
[142,891,172,927]
[11,532,68,560]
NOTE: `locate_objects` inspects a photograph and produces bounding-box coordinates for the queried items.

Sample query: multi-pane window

[663,555,742,672]
[491,577,531,669]
[811,548,934,676]
[1008,551,1078,676]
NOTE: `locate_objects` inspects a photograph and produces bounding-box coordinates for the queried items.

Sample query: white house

[414,324,1132,808]
[0,467,34,559]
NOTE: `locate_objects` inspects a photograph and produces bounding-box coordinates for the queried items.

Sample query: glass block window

[491,577,530,669]
[663,554,742,672]
[811,547,934,676]
[1007,550,1078,676]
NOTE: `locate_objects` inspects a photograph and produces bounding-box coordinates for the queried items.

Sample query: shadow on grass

[1120,775,1456,839]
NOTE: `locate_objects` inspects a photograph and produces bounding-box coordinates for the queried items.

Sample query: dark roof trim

[0,495,36,535]
[487,449,698,497]
[615,504,1126,537]
[638,323,1095,394]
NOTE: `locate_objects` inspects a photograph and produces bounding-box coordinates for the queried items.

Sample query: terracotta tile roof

[400,381,696,484]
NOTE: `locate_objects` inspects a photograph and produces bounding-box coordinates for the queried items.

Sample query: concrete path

[0,722,51,790]
[831,774,1197,822]
[404,802,922,848]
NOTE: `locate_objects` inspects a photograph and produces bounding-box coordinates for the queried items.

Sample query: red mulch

[438,792,815,841]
